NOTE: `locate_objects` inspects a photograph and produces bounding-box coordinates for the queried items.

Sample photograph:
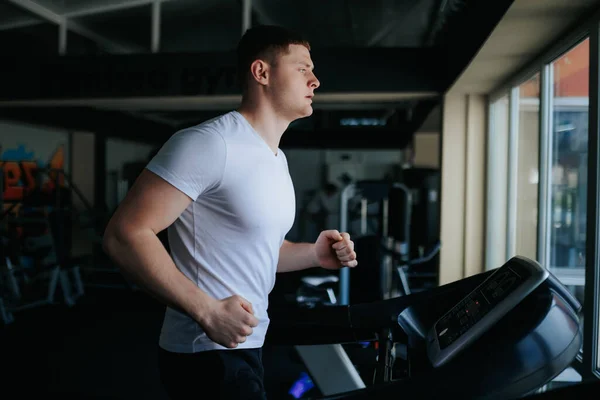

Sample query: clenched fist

[201,294,259,349]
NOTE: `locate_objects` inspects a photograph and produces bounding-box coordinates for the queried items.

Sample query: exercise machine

[267,256,582,399]
[0,167,86,325]
[338,180,410,305]
[338,180,439,306]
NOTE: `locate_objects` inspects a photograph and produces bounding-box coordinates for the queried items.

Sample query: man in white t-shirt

[102,25,358,399]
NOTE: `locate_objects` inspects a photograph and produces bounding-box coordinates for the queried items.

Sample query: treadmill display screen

[435,266,528,349]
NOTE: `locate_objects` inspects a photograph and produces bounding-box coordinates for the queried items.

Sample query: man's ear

[249,60,269,86]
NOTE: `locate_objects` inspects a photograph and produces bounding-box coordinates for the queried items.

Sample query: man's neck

[237,99,290,155]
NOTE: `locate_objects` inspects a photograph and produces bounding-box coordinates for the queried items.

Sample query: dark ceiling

[0,0,515,148]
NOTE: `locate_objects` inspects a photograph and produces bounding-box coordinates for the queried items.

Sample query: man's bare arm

[277,239,320,273]
[277,230,357,273]
[102,169,214,324]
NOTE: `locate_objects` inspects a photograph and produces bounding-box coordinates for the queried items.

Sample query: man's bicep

[112,168,193,235]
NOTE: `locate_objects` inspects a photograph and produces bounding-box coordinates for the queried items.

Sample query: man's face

[268,44,320,121]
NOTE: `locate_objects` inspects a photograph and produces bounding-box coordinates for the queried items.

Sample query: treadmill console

[426,256,548,368]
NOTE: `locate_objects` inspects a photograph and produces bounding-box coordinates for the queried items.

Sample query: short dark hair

[236,25,311,91]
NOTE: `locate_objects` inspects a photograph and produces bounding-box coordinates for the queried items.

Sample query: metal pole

[242,0,252,34]
[151,0,161,53]
[339,183,355,305]
[58,20,67,55]
[360,199,368,235]
[583,21,600,380]
[382,198,389,237]
[0,165,4,220]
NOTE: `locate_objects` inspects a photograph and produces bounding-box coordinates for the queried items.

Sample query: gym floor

[0,285,307,399]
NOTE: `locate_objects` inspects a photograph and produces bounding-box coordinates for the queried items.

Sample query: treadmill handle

[546,271,582,314]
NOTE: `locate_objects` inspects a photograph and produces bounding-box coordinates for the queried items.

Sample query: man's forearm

[277,240,320,273]
[103,228,214,323]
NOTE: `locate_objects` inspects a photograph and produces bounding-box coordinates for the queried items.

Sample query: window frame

[487,11,600,380]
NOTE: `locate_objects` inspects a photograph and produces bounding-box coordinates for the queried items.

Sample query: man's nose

[310,75,320,89]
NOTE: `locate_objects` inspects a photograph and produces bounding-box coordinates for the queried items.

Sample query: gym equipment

[397,167,441,261]
[1,211,65,324]
[267,256,582,399]
[338,180,440,306]
[339,181,409,305]
[396,167,441,294]
[0,167,87,324]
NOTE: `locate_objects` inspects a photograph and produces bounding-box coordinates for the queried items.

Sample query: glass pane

[549,38,589,304]
[486,96,509,270]
[515,74,541,260]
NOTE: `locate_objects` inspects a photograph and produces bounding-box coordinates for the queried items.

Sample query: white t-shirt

[146,110,296,353]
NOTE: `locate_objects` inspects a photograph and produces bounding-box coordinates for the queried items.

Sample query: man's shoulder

[191,111,238,131]
[174,111,238,139]
[196,110,238,129]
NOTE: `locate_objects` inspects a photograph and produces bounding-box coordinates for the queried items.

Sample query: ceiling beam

[0,106,422,149]
[0,0,176,32]
[68,21,139,54]
[63,0,173,19]
[1,47,443,102]
[0,18,40,31]
[6,0,141,54]
[440,0,515,89]
[0,106,172,144]
[7,0,62,25]
[280,127,414,149]
[0,93,439,111]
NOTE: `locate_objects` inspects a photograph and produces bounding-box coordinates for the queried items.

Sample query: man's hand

[314,230,358,270]
[200,295,259,349]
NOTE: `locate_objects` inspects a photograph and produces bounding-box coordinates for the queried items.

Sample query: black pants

[158,346,267,399]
